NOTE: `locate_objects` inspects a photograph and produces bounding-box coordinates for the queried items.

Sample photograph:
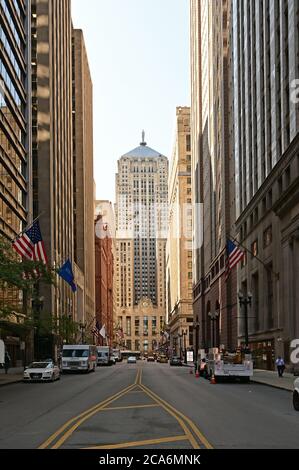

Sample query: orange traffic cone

[210,374,216,384]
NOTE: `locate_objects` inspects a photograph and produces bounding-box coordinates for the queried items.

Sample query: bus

[61,345,97,373]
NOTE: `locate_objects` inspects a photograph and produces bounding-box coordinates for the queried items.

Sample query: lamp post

[178,333,183,361]
[208,310,220,348]
[79,322,86,345]
[182,329,187,363]
[32,296,44,361]
[194,321,200,371]
[238,292,252,350]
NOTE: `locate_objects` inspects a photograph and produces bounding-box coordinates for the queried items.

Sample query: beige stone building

[72,29,95,334]
[30,1,95,355]
[190,0,237,356]
[31,0,74,358]
[114,135,168,353]
[167,107,193,359]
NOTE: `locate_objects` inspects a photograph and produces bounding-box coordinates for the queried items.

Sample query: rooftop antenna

[140,130,147,146]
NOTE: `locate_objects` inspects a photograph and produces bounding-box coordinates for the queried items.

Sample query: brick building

[95,213,114,346]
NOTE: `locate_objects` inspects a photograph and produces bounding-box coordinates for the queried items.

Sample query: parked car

[127,356,137,364]
[158,355,168,364]
[170,356,182,366]
[293,378,299,411]
[23,361,60,383]
[147,356,155,362]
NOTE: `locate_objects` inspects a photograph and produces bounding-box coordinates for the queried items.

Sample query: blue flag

[58,259,77,292]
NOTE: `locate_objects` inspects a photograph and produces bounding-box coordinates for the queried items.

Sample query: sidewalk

[0,367,24,387]
[252,369,295,391]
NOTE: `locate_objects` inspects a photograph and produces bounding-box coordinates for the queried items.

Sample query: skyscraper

[190,0,237,354]
[72,29,95,333]
[31,0,74,356]
[231,0,299,369]
[167,107,193,358]
[0,0,32,363]
[115,134,168,354]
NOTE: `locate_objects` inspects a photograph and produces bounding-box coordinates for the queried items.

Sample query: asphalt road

[0,362,298,449]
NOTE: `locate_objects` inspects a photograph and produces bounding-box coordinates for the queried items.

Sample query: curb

[251,379,293,392]
[0,378,23,387]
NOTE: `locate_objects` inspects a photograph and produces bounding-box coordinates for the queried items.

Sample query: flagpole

[229,235,279,280]
[13,212,45,242]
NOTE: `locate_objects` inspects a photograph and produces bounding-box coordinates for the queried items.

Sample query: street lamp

[193,320,200,369]
[182,329,187,363]
[32,296,44,361]
[79,322,86,344]
[238,291,252,350]
[178,333,183,361]
[208,310,220,348]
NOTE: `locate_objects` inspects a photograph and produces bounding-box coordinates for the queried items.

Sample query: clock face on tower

[143,301,148,308]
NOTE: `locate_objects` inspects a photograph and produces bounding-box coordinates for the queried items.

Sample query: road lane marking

[134,368,141,385]
[39,369,141,449]
[138,384,198,449]
[101,404,161,411]
[39,366,214,450]
[51,385,138,449]
[140,383,213,450]
[85,435,189,450]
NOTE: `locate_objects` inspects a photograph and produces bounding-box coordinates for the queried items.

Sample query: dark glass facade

[0,0,30,240]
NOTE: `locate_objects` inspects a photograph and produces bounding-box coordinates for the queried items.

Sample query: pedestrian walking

[4,351,11,375]
[275,356,285,378]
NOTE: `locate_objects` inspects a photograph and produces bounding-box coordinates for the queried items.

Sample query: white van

[61,345,97,373]
[97,346,113,366]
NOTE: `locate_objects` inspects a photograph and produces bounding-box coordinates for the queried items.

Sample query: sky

[71,0,190,203]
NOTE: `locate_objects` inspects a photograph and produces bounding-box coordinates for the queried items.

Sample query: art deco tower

[115,134,168,353]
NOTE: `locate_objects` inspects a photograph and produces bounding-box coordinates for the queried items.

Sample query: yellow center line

[140,383,213,450]
[101,404,161,411]
[39,369,140,449]
[138,384,199,449]
[84,435,189,450]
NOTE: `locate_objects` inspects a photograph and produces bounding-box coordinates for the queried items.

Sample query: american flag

[225,239,244,281]
[12,221,48,265]
[92,320,101,338]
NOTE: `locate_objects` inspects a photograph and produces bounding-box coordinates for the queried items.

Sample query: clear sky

[71,0,190,203]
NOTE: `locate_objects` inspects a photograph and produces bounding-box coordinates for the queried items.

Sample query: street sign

[187,351,194,363]
[0,340,4,364]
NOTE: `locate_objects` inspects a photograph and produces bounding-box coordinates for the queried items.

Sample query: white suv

[293,378,299,411]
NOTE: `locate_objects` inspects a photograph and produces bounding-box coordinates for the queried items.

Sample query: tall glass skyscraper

[0,0,32,364]
[0,0,31,239]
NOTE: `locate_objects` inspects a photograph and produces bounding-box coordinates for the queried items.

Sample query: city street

[0,362,298,449]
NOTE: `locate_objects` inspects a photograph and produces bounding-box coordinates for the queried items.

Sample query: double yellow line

[39,367,212,450]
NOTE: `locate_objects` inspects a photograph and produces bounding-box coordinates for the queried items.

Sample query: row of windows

[0,26,21,79]
[240,157,299,241]
[1,0,22,47]
[0,58,22,109]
